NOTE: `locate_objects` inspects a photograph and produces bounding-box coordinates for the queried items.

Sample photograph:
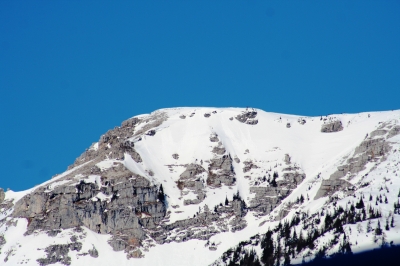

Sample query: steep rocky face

[177,164,207,205]
[13,174,165,248]
[207,154,236,187]
[315,121,400,199]
[249,159,305,215]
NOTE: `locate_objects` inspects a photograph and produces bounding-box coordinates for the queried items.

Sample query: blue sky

[1,1,399,191]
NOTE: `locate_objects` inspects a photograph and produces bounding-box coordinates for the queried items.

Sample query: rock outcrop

[0,188,4,204]
[177,164,207,205]
[321,120,343,133]
[249,165,305,214]
[235,110,258,125]
[13,173,166,253]
[207,155,236,187]
[315,121,400,199]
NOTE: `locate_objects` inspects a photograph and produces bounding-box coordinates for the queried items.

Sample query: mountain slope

[0,107,399,265]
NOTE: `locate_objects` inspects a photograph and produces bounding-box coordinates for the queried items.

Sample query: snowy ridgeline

[0,107,400,266]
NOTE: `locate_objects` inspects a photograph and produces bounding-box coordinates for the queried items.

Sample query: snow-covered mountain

[1,107,400,266]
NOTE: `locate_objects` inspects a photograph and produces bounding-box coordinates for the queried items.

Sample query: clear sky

[1,1,399,191]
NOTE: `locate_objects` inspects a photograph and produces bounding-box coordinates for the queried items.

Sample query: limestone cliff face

[13,174,165,246]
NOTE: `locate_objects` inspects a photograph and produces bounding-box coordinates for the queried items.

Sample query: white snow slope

[1,107,400,266]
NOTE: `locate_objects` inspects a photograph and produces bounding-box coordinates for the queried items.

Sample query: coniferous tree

[271,176,277,187]
[225,196,229,206]
[356,198,365,209]
[375,220,382,236]
[283,250,291,266]
[366,220,372,233]
[297,231,304,253]
[391,216,394,227]
[292,229,298,247]
[261,230,275,266]
[157,184,165,203]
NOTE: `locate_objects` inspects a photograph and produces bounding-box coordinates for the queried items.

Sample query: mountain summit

[1,107,400,265]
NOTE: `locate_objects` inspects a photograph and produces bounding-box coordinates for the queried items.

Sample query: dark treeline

[220,197,393,266]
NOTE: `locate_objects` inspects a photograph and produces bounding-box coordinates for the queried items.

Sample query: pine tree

[375,220,382,236]
[369,194,373,201]
[271,176,277,187]
[261,230,275,266]
[283,250,291,266]
[300,194,304,204]
[157,184,165,203]
[391,216,394,227]
[366,220,372,233]
[356,198,365,209]
[225,196,229,206]
[385,219,390,231]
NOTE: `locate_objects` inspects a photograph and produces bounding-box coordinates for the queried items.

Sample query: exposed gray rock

[286,123,291,128]
[152,199,247,244]
[132,111,168,137]
[67,115,147,170]
[212,144,226,155]
[180,164,206,180]
[46,229,61,237]
[298,118,306,125]
[108,236,127,251]
[284,154,291,164]
[235,111,258,125]
[243,160,258,173]
[315,124,400,199]
[210,133,219,142]
[0,188,4,203]
[146,130,156,136]
[179,115,186,119]
[36,243,82,266]
[207,155,236,187]
[172,153,179,160]
[121,117,140,128]
[178,164,207,205]
[88,245,99,258]
[321,120,343,133]
[13,172,166,253]
[204,113,211,118]
[249,166,305,215]
[388,125,400,139]
[0,235,5,251]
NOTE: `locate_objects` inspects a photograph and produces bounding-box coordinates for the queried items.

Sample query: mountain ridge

[1,107,399,265]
